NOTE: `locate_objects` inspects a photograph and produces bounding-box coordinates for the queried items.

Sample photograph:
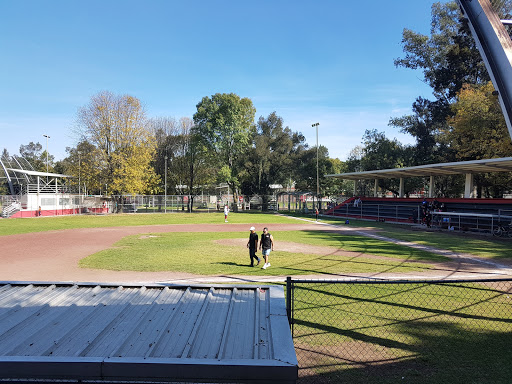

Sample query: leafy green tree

[448,82,512,196]
[59,140,101,194]
[150,117,214,210]
[240,112,306,208]
[19,142,52,172]
[394,1,491,102]
[76,91,158,201]
[389,1,512,197]
[389,98,453,165]
[193,93,256,207]
[360,130,407,196]
[0,149,10,195]
[293,145,333,204]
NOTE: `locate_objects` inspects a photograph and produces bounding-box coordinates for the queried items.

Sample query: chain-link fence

[286,277,512,384]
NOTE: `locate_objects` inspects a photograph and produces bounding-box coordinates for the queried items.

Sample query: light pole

[311,123,320,210]
[78,152,81,195]
[164,156,168,214]
[42,134,50,174]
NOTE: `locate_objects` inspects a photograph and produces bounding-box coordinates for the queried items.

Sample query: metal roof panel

[0,282,297,383]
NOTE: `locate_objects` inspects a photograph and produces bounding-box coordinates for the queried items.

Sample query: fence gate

[286,277,512,384]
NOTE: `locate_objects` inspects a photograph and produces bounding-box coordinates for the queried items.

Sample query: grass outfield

[0,211,298,236]
[79,230,444,275]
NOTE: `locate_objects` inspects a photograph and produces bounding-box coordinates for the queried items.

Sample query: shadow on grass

[291,282,512,384]
[295,321,512,384]
[214,261,256,268]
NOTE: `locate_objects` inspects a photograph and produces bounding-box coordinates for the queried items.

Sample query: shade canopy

[327,157,512,180]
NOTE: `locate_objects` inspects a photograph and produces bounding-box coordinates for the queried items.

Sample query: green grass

[292,281,512,383]
[4,210,511,382]
[79,230,445,275]
[292,213,512,261]
[0,211,297,236]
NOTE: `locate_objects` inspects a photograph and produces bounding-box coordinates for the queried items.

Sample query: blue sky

[0,0,444,161]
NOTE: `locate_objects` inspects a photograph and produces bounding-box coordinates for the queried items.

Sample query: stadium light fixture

[43,134,50,181]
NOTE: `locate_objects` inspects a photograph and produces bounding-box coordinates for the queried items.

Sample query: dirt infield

[1,222,511,285]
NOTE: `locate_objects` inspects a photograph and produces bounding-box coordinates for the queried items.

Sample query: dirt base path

[1,221,510,285]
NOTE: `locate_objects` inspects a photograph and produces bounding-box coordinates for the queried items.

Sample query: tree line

[347,1,512,198]
[3,1,512,201]
[1,91,346,209]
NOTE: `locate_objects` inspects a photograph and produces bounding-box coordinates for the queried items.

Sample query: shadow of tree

[291,282,512,384]
[296,321,512,384]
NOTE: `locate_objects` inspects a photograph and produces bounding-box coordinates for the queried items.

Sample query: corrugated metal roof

[0,282,297,383]
[326,156,512,180]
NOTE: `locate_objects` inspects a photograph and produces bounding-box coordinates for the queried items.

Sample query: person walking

[224,204,229,222]
[259,227,274,270]
[247,226,260,267]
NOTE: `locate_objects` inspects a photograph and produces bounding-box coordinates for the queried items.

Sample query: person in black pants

[247,226,261,267]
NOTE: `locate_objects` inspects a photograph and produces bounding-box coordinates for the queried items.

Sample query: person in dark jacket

[246,226,260,267]
[259,227,274,270]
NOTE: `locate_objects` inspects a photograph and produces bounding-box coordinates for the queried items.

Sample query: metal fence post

[286,276,292,330]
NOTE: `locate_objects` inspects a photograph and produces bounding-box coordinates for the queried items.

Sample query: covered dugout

[0,282,297,384]
[327,157,512,198]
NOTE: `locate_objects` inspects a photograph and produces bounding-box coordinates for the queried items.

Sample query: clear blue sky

[0,0,444,161]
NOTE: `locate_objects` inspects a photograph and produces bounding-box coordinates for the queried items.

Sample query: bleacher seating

[326,197,512,229]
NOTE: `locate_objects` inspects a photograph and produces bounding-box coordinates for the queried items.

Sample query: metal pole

[286,276,292,328]
[312,123,320,210]
[43,134,50,181]
[78,153,81,196]
[164,156,168,214]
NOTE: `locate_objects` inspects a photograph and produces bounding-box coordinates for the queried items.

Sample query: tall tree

[448,82,512,197]
[394,2,491,103]
[150,117,214,210]
[76,91,158,200]
[60,140,102,195]
[19,142,51,172]
[389,1,512,197]
[240,112,306,208]
[193,93,256,207]
[389,97,452,165]
[293,145,333,199]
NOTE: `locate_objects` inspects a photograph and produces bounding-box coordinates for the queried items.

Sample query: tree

[150,117,214,211]
[240,112,306,208]
[60,140,102,195]
[389,97,453,166]
[193,93,256,207]
[448,82,512,196]
[359,130,407,196]
[327,157,352,197]
[0,149,10,195]
[293,145,333,201]
[389,1,512,197]
[19,142,51,172]
[394,2,492,103]
[76,91,158,201]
